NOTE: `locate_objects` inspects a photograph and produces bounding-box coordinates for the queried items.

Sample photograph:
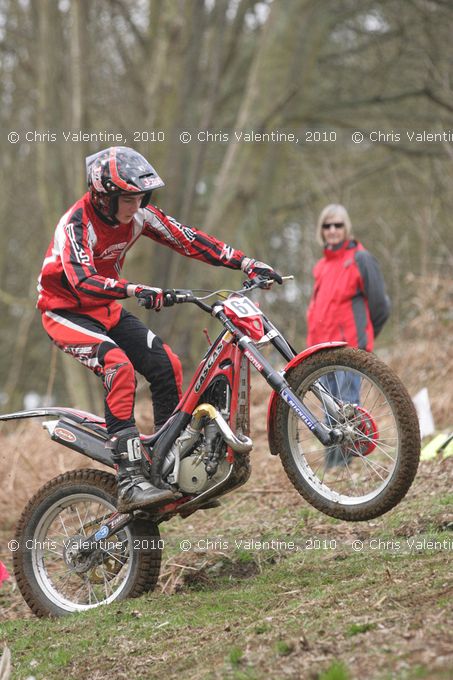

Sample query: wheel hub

[340,405,378,456]
[63,535,103,574]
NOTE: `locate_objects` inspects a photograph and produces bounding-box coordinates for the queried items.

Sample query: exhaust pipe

[191,404,253,453]
[161,404,253,480]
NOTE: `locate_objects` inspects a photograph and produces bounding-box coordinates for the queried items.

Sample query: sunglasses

[322,222,344,230]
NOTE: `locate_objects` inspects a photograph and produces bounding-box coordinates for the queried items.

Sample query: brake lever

[242,279,257,290]
[242,274,294,293]
[243,275,273,290]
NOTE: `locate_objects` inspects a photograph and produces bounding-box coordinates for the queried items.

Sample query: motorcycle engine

[178,455,230,494]
[176,376,232,494]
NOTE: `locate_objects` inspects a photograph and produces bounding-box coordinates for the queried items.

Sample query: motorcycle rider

[37,146,282,512]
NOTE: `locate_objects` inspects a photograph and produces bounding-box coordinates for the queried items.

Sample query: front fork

[239,336,342,447]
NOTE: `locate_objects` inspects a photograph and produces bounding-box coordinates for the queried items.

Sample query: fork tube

[262,317,296,361]
[237,336,332,446]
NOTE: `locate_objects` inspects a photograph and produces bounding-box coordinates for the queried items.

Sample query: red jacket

[38,193,245,325]
[306,240,390,352]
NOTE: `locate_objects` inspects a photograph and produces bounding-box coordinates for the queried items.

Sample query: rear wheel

[13,469,162,617]
[274,348,420,520]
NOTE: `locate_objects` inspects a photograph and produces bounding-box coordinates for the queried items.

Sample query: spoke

[82,502,93,527]
[361,389,382,418]
[333,371,341,401]
[101,549,128,567]
[356,456,387,481]
[96,503,109,524]
[307,449,332,463]
[51,529,72,540]
[102,568,115,598]
[43,547,64,558]
[353,431,398,461]
[346,405,392,427]
[47,567,74,579]
[86,577,100,604]
[350,426,397,438]
[58,515,71,538]
[103,568,121,579]
[53,568,76,590]
[35,496,128,612]
[103,547,128,560]
[360,378,374,406]
[75,506,87,536]
[46,538,66,550]
[318,388,340,427]
[70,579,91,604]
[342,448,359,482]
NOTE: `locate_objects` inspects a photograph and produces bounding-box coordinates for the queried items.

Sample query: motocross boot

[107,427,175,513]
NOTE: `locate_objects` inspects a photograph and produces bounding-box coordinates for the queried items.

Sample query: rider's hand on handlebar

[240,257,283,286]
[132,286,177,310]
[134,286,164,310]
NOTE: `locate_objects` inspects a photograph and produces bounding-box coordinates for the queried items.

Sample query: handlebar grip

[173,289,194,303]
[162,289,194,305]
[163,289,177,307]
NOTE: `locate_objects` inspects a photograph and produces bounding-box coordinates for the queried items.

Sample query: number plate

[223,297,262,318]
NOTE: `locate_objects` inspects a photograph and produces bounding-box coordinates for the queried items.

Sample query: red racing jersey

[38,192,245,322]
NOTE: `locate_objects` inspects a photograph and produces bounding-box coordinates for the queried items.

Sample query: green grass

[1,469,453,679]
[2,542,451,679]
[346,622,377,637]
[318,661,351,680]
[229,647,244,666]
[274,640,294,656]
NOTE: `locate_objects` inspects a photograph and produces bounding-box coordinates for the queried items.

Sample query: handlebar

[162,275,294,311]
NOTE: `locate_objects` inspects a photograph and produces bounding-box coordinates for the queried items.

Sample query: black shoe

[116,474,175,513]
[107,427,176,512]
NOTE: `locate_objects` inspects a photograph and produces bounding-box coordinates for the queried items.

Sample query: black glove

[134,286,164,310]
[134,286,177,310]
[240,257,283,284]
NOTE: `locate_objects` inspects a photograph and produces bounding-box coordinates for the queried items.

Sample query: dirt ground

[1,358,451,617]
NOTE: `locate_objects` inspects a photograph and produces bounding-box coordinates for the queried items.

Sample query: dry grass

[386,274,453,428]
[0,276,452,635]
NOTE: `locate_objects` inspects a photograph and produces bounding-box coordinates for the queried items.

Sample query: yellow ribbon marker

[421,433,453,461]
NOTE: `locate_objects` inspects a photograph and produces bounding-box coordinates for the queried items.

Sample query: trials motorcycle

[1,275,420,617]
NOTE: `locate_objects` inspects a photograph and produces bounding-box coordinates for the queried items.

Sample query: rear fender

[267,342,346,456]
[0,407,105,425]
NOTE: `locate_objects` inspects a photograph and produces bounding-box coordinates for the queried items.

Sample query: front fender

[267,342,346,456]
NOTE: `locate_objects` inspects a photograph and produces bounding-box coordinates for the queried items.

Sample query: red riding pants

[42,308,183,434]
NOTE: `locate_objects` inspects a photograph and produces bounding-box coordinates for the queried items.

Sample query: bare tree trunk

[203,5,275,230]
[3,298,36,410]
[59,0,103,414]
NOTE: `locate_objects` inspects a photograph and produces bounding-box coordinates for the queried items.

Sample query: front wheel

[13,469,162,617]
[274,348,420,521]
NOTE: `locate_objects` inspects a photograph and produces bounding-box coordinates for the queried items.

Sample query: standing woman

[306,204,390,466]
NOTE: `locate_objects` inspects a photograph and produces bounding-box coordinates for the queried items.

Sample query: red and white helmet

[86,147,165,220]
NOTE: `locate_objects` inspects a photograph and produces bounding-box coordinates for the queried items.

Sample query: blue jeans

[320,370,361,410]
[320,370,361,468]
